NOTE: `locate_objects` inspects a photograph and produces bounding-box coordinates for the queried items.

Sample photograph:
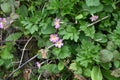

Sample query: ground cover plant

[0,0,120,80]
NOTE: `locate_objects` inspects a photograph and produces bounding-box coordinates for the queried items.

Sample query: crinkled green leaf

[100,49,113,63]
[1,2,11,13]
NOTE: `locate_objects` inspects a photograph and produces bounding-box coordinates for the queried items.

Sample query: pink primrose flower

[36,62,41,68]
[0,22,3,29]
[54,18,60,29]
[55,39,63,48]
[90,15,98,22]
[50,34,59,43]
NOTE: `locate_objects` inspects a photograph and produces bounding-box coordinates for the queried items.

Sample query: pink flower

[0,22,3,29]
[54,18,60,29]
[55,39,63,48]
[36,62,41,68]
[90,15,98,22]
[50,34,59,43]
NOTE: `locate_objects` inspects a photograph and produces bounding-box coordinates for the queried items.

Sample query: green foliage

[52,46,71,59]
[63,26,80,42]
[1,0,120,80]
[76,40,100,67]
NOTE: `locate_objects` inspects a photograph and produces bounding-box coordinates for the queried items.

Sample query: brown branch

[18,36,33,67]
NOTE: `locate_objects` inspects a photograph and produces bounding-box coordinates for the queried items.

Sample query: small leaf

[75,14,83,20]
[114,60,120,68]
[91,66,103,80]
[1,48,13,59]
[6,32,22,41]
[58,62,64,71]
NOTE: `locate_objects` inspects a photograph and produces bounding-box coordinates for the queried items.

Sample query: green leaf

[80,25,95,38]
[6,32,22,41]
[85,0,100,6]
[75,14,83,20]
[82,4,103,14]
[1,2,11,13]
[38,64,59,74]
[100,49,113,63]
[91,66,103,80]
[113,50,120,60]
[58,62,64,71]
[1,48,13,59]
[114,60,120,68]
[94,32,107,43]
[76,40,100,67]
[100,63,112,70]
[106,41,116,51]
[41,26,55,34]
[0,59,4,66]
[29,25,38,34]
[102,69,118,80]
[17,5,28,17]
[63,26,79,42]
[69,63,77,71]
[83,68,91,77]
[52,46,71,59]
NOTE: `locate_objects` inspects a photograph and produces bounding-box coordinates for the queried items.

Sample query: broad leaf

[58,62,64,71]
[91,66,103,80]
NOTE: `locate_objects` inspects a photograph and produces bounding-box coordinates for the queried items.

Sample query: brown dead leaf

[23,69,32,80]
[74,74,86,80]
[40,49,47,59]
